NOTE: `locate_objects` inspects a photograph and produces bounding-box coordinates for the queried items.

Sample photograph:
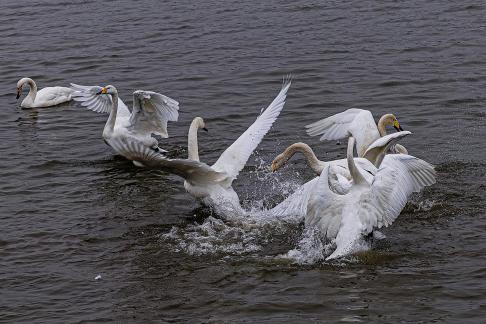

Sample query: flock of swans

[16,76,436,260]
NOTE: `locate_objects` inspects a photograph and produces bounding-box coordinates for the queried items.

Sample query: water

[1,0,485,322]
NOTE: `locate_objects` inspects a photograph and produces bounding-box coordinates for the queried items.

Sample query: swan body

[70,84,179,154]
[306,135,436,260]
[109,79,291,215]
[305,108,408,162]
[16,77,73,108]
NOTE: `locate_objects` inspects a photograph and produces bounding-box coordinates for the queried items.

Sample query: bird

[107,78,291,216]
[269,131,413,223]
[16,77,73,108]
[305,108,408,162]
[306,134,436,260]
[69,83,179,156]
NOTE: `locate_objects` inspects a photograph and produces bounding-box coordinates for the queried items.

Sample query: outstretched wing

[70,83,112,113]
[363,131,412,167]
[269,177,319,223]
[305,108,380,157]
[358,154,436,233]
[212,77,291,180]
[109,137,225,183]
[128,90,179,138]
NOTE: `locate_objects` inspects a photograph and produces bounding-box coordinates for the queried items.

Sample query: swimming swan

[306,135,436,260]
[16,77,73,108]
[107,79,291,215]
[70,84,179,154]
[305,108,408,160]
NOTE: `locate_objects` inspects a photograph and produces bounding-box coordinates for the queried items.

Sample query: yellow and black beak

[96,87,108,95]
[393,120,404,132]
[16,88,21,99]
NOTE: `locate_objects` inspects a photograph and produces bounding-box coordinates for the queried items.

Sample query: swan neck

[283,143,323,174]
[347,137,366,185]
[188,119,200,161]
[104,93,118,136]
[25,78,37,102]
[377,115,388,136]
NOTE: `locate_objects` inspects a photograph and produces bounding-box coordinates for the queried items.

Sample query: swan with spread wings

[70,83,179,155]
[107,79,291,215]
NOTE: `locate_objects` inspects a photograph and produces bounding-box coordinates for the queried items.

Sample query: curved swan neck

[188,118,203,161]
[104,93,118,136]
[347,137,366,185]
[281,143,323,174]
[378,114,395,136]
[19,78,37,104]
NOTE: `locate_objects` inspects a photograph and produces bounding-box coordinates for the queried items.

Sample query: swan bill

[393,120,404,131]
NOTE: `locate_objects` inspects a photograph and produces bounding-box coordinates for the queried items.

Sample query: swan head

[270,151,288,172]
[16,77,32,99]
[193,117,208,132]
[381,114,404,132]
[97,85,118,95]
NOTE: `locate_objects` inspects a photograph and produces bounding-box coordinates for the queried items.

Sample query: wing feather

[108,137,225,183]
[211,77,291,180]
[70,83,113,113]
[305,109,380,157]
[129,90,180,138]
[358,154,436,232]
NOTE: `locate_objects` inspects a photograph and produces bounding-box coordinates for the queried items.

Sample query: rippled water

[1,0,486,322]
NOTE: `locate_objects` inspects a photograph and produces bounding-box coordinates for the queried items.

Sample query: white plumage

[305,135,436,260]
[70,83,179,154]
[108,78,291,215]
[305,108,407,159]
[17,77,73,108]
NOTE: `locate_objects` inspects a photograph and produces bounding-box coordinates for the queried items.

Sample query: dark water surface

[1,0,486,322]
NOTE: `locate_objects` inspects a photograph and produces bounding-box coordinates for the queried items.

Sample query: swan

[305,108,408,161]
[306,135,436,260]
[69,84,179,154]
[106,79,291,215]
[16,77,73,108]
[270,131,414,221]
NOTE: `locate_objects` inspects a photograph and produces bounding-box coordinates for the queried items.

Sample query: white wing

[212,78,291,180]
[70,83,113,113]
[269,177,319,223]
[306,165,347,240]
[305,109,380,157]
[109,137,226,183]
[363,131,412,167]
[128,90,179,138]
[358,154,437,233]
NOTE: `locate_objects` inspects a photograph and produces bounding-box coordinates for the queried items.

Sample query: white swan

[306,135,436,260]
[70,84,179,154]
[305,108,408,159]
[107,79,291,215]
[270,131,413,221]
[16,77,73,108]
